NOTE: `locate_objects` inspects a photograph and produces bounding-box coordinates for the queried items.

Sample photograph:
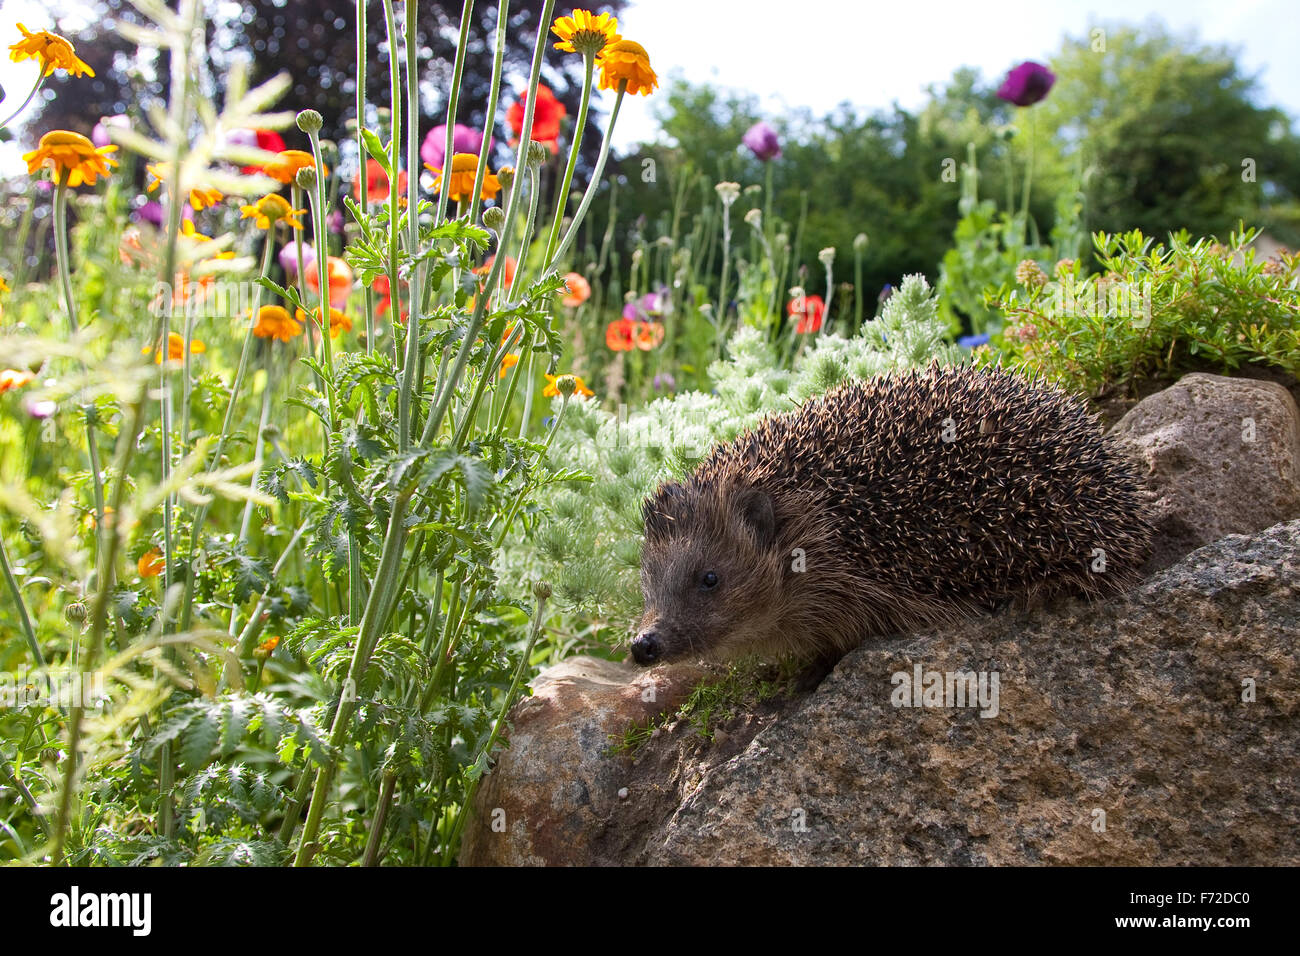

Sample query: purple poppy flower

[742,121,781,161]
[134,201,163,226]
[91,115,128,149]
[327,209,345,234]
[279,241,317,277]
[25,397,57,419]
[958,333,991,349]
[421,124,487,169]
[653,372,676,392]
[996,61,1056,107]
[223,128,260,149]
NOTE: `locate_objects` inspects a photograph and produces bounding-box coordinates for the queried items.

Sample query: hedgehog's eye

[699,570,719,591]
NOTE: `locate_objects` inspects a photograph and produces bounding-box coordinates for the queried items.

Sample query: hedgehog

[632,363,1153,665]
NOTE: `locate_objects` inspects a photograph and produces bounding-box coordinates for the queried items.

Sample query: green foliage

[985,226,1300,395]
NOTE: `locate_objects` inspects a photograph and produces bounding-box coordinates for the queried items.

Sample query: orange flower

[305,256,354,304]
[606,317,635,351]
[597,40,658,96]
[498,353,519,379]
[251,305,303,342]
[355,158,408,203]
[143,331,206,364]
[506,85,566,154]
[0,369,35,394]
[426,153,502,202]
[240,194,306,230]
[296,306,353,338]
[262,149,322,186]
[138,548,164,578]
[561,272,590,307]
[634,320,665,350]
[9,23,94,77]
[543,373,594,398]
[254,635,280,660]
[23,130,117,187]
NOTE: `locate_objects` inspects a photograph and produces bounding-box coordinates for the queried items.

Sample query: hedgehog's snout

[630,628,663,665]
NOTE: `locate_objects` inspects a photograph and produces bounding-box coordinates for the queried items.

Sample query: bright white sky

[2,0,1298,170]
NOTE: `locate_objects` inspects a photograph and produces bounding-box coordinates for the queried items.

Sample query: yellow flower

[240,194,306,230]
[147,163,224,210]
[189,186,223,210]
[251,305,303,342]
[143,331,206,364]
[23,130,117,187]
[596,39,657,96]
[295,306,353,339]
[543,373,594,398]
[180,219,212,242]
[0,277,9,293]
[263,149,322,186]
[551,9,620,56]
[425,153,502,202]
[9,23,94,78]
[0,369,35,394]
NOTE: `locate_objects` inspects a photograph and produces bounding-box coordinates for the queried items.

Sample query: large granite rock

[1109,372,1300,572]
[461,520,1300,866]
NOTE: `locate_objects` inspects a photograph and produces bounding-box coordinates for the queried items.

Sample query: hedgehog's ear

[735,488,775,548]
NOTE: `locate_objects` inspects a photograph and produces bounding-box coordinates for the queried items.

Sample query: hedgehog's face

[633,485,779,665]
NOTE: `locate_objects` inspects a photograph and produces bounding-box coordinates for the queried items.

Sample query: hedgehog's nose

[631,630,663,665]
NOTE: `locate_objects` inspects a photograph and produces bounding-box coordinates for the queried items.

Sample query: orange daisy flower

[262,149,322,186]
[543,373,594,398]
[426,153,502,202]
[0,369,35,394]
[296,306,353,338]
[9,23,94,77]
[138,548,165,578]
[143,331,206,364]
[251,305,303,342]
[596,39,658,96]
[551,10,620,56]
[23,130,117,186]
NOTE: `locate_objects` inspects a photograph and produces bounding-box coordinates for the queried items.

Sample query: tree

[1039,22,1300,243]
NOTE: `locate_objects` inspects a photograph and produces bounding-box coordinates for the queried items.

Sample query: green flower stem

[0,761,49,839]
[361,768,397,866]
[0,536,43,667]
[467,0,510,213]
[429,0,476,230]
[540,53,594,270]
[440,586,547,864]
[380,0,403,371]
[0,72,44,131]
[489,327,530,435]
[50,382,149,865]
[420,0,557,448]
[1020,108,1038,245]
[356,0,376,353]
[179,232,276,633]
[52,179,109,602]
[819,257,835,337]
[854,245,865,328]
[715,199,733,359]
[305,134,339,428]
[453,316,525,447]
[292,488,414,866]
[236,360,275,546]
[548,82,625,272]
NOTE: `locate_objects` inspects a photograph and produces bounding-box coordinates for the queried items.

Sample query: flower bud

[554,374,577,397]
[296,109,324,134]
[294,166,317,190]
[483,205,505,232]
[527,141,547,167]
[532,580,553,601]
[853,233,869,252]
[714,181,740,207]
[818,246,836,268]
[744,208,762,229]
[497,166,515,191]
[64,601,87,626]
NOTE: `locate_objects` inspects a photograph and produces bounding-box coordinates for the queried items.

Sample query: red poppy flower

[789,293,825,334]
[240,129,287,175]
[606,317,635,351]
[506,84,567,155]
[371,274,408,324]
[355,158,408,203]
[634,320,664,350]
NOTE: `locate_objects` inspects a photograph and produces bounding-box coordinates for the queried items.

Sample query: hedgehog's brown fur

[634,363,1153,664]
